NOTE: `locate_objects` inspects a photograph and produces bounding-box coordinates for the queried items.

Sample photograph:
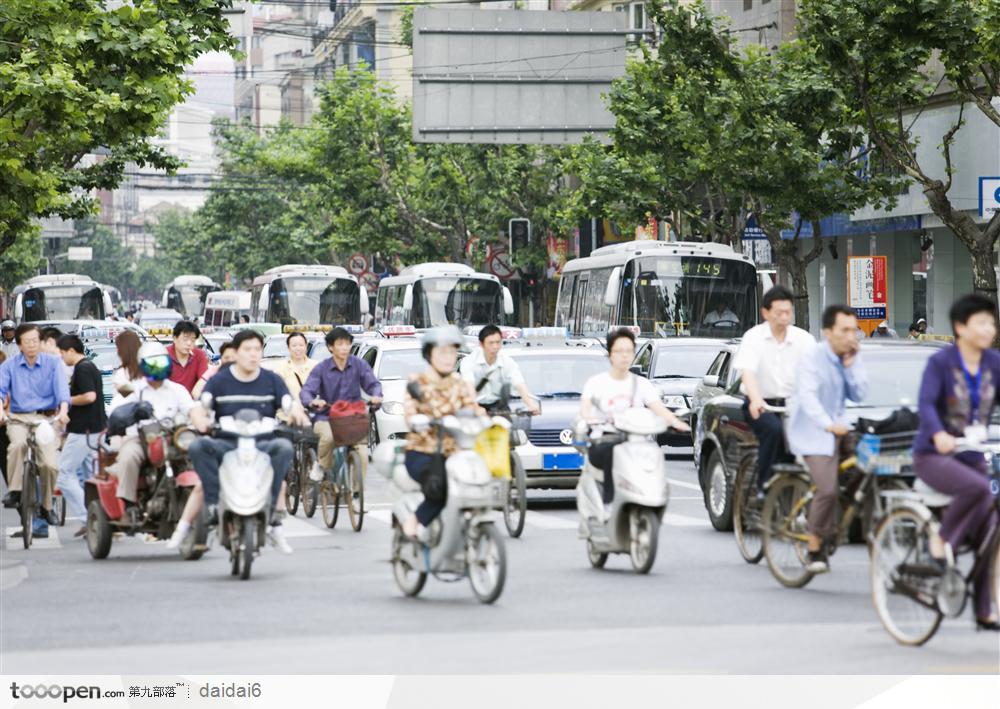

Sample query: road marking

[367,509,393,526]
[668,478,702,492]
[4,526,63,550]
[525,511,577,530]
[664,513,710,527]
[281,515,334,539]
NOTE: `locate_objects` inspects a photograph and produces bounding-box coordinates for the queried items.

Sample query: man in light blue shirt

[786,305,868,574]
[0,324,71,537]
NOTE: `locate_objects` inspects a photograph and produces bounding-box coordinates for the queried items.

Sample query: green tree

[799,0,1000,300]
[0,0,237,260]
[0,228,41,291]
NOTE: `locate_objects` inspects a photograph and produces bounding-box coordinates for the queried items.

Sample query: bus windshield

[166,286,214,318]
[23,286,105,321]
[629,257,756,338]
[412,278,501,329]
[268,277,360,326]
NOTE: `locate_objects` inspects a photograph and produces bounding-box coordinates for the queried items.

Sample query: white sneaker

[268,525,294,555]
[165,526,186,550]
[308,462,324,482]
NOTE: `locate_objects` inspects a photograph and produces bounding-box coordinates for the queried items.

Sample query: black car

[696,340,944,531]
[631,338,729,446]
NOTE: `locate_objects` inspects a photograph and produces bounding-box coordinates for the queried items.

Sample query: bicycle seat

[911,479,953,507]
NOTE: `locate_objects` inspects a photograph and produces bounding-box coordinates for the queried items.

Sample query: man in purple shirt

[300,327,382,477]
[0,324,71,536]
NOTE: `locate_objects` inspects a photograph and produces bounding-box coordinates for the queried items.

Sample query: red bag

[328,400,368,446]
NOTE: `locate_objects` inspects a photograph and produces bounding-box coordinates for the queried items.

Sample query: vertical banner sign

[546,234,568,279]
[848,255,889,335]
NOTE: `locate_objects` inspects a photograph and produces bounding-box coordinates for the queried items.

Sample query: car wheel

[705,448,733,531]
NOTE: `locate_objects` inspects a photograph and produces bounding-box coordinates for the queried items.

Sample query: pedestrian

[871,321,898,338]
[731,286,815,494]
[56,334,107,538]
[785,305,868,573]
[1,320,18,360]
[0,324,70,539]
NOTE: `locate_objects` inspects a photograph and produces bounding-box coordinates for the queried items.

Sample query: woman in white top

[580,328,689,505]
[110,330,146,411]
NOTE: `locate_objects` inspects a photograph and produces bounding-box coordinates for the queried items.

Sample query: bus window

[376,288,388,326]
[619,260,636,327]
[391,287,405,325]
[582,268,612,335]
[555,273,575,328]
[572,277,588,335]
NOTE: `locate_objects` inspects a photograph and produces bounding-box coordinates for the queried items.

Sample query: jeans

[743,401,788,490]
[56,433,97,521]
[405,451,445,526]
[189,436,292,509]
[914,453,998,620]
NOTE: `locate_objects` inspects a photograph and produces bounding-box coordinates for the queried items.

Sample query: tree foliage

[0,0,237,263]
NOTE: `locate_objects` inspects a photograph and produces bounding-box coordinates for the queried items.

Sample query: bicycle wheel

[20,463,36,549]
[870,507,943,646]
[320,479,340,529]
[301,447,319,519]
[762,475,815,588]
[346,448,364,532]
[733,454,764,564]
[503,455,527,539]
[285,453,301,517]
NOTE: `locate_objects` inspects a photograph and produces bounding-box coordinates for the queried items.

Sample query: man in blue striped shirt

[0,324,70,534]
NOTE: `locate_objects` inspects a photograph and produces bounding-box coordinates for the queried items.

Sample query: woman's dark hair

[40,326,62,343]
[56,334,85,354]
[219,341,236,357]
[232,329,264,350]
[606,327,636,352]
[762,285,795,310]
[286,331,308,348]
[821,304,856,330]
[172,320,200,339]
[326,327,354,346]
[115,330,142,380]
[949,294,998,336]
[478,324,502,342]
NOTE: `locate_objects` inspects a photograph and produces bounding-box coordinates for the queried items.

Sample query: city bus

[555,240,760,339]
[250,265,369,329]
[13,274,112,323]
[375,263,514,330]
[161,275,221,320]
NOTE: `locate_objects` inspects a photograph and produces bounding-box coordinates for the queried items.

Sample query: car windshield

[269,277,360,326]
[377,349,426,380]
[510,354,608,397]
[263,338,289,359]
[88,348,120,372]
[651,346,720,378]
[166,285,214,318]
[23,286,105,321]
[847,348,936,408]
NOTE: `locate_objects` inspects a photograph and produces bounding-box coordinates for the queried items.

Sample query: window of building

[744,0,753,10]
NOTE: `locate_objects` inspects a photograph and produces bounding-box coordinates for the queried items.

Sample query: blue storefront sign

[742,213,922,241]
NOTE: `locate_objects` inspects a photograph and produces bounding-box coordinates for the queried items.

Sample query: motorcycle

[374,383,508,603]
[212,409,291,581]
[85,402,206,560]
[574,407,679,574]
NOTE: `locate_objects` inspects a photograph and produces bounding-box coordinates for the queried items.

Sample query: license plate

[543,453,583,470]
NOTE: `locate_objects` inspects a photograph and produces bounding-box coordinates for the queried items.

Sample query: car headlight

[661,395,687,409]
[381,400,405,416]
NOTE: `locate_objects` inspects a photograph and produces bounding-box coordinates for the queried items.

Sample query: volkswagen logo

[559,429,574,445]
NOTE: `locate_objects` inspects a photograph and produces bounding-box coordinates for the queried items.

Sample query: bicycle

[870,437,1000,646]
[283,427,319,518]
[7,417,57,550]
[484,405,535,539]
[760,430,914,588]
[732,403,788,564]
[317,403,377,532]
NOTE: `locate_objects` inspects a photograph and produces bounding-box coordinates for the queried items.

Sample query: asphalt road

[2,453,997,675]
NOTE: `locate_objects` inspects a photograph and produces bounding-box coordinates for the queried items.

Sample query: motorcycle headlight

[173,428,197,452]
[661,395,687,409]
[381,400,405,416]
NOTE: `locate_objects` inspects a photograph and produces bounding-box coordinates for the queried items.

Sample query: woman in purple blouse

[913,294,999,630]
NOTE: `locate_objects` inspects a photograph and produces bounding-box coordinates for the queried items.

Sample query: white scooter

[574,407,675,574]
[213,408,288,580]
[373,393,508,603]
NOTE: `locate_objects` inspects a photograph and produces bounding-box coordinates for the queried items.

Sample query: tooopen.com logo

[10,682,124,703]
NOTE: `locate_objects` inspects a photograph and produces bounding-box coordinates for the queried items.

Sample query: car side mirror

[629,365,643,376]
[702,375,719,387]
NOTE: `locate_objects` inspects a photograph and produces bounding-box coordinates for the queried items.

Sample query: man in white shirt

[731,286,815,493]
[460,325,540,415]
[703,300,740,327]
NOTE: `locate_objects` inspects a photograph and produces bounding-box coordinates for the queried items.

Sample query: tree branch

[942,101,966,193]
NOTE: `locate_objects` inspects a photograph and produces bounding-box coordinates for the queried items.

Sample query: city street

[2,453,997,676]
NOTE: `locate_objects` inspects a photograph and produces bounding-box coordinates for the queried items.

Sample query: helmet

[139,341,172,382]
[1,320,14,330]
[420,326,465,362]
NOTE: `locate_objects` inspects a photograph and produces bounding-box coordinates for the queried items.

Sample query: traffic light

[509,218,531,254]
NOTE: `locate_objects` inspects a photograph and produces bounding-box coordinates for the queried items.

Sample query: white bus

[13,274,112,323]
[203,290,252,328]
[250,265,369,329]
[555,240,760,339]
[161,275,221,319]
[375,263,514,330]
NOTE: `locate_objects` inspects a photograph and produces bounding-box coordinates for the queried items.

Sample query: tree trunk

[763,220,824,333]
